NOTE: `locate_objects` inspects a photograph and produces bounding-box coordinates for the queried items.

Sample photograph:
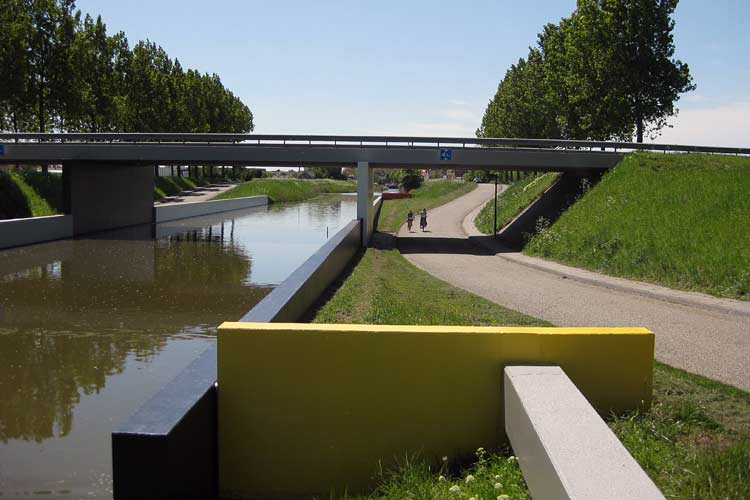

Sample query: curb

[462,198,750,320]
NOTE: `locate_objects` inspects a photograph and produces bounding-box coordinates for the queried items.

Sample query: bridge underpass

[1,133,744,243]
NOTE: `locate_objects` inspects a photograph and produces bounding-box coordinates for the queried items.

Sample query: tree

[541,0,693,141]
[307,166,345,180]
[0,0,33,133]
[72,15,125,131]
[603,0,695,142]
[479,0,693,143]
[0,1,255,137]
[478,48,561,139]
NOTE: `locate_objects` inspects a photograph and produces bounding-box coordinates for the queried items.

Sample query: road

[397,183,750,390]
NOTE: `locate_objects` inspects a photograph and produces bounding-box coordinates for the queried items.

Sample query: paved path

[155,182,237,206]
[398,184,750,390]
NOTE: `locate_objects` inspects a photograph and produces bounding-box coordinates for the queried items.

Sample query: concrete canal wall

[154,195,268,223]
[112,216,367,500]
[0,195,268,249]
[0,214,73,249]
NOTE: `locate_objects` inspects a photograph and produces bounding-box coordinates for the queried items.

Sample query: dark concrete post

[64,161,155,235]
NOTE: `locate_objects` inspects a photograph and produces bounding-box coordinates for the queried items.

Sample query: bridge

[1,133,746,242]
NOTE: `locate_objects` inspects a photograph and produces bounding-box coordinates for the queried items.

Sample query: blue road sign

[440,148,452,161]
[0,144,5,156]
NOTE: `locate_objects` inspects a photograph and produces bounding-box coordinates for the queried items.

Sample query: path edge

[462,191,750,319]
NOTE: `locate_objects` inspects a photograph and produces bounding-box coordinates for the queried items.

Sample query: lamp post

[487,172,498,237]
[493,173,498,237]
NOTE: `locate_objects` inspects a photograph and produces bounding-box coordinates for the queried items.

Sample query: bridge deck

[1,133,745,169]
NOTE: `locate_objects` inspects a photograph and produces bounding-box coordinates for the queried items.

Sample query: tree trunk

[636,116,644,143]
[39,94,48,174]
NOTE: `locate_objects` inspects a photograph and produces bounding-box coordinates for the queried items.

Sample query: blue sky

[75,0,749,146]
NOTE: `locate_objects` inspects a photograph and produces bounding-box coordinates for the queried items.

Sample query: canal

[0,194,357,499]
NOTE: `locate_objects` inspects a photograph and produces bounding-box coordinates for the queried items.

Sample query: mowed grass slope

[313,247,547,327]
[0,171,60,219]
[525,153,750,299]
[153,175,205,200]
[215,178,355,202]
[377,180,476,232]
[474,172,560,234]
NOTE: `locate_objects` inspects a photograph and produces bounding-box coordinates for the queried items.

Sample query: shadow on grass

[0,171,33,219]
[20,171,63,212]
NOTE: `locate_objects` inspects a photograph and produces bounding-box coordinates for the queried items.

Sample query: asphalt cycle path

[397,183,750,390]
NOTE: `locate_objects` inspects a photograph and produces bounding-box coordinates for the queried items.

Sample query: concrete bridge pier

[63,161,154,235]
[356,161,374,246]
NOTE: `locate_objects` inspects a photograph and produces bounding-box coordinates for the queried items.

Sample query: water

[0,194,356,499]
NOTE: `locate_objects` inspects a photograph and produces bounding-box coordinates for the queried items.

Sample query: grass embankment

[215,178,356,203]
[525,153,750,300]
[474,172,560,234]
[313,198,750,498]
[0,170,63,219]
[377,180,476,232]
[314,247,545,327]
[153,176,209,201]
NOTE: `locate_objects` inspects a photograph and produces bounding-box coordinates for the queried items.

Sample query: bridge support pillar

[63,161,154,235]
[356,161,374,246]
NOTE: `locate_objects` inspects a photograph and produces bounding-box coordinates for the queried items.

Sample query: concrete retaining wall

[240,219,361,322]
[216,323,654,498]
[154,195,268,223]
[371,195,383,235]
[0,214,73,249]
[112,218,363,500]
[498,171,602,248]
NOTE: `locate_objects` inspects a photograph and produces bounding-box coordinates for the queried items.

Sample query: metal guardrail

[1,133,748,155]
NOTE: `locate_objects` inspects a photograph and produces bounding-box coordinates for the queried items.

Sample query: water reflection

[0,194,356,499]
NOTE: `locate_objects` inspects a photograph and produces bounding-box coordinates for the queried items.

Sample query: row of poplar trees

[0,0,254,134]
[478,0,695,143]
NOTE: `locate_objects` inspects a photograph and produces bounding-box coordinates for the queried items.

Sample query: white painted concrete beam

[504,365,664,500]
[154,195,268,223]
[0,214,73,249]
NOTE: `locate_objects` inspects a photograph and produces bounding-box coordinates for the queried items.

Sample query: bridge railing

[1,133,748,155]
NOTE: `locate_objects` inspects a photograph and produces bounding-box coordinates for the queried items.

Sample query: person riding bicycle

[419,208,428,232]
[406,210,415,232]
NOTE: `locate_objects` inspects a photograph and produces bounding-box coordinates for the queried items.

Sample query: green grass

[19,171,64,212]
[377,180,476,232]
[313,247,546,327]
[214,178,356,203]
[524,152,750,300]
[0,171,59,219]
[611,361,750,499]
[153,176,201,200]
[474,172,560,234]
[312,241,750,499]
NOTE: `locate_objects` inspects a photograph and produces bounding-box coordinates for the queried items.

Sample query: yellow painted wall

[217,323,654,499]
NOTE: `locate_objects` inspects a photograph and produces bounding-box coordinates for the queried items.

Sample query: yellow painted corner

[217,321,654,498]
[219,321,653,336]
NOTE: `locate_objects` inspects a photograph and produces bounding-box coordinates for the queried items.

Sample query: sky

[75,0,750,147]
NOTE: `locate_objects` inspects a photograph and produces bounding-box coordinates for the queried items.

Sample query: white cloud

[442,108,478,121]
[652,99,750,147]
[448,99,469,107]
[396,121,478,138]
